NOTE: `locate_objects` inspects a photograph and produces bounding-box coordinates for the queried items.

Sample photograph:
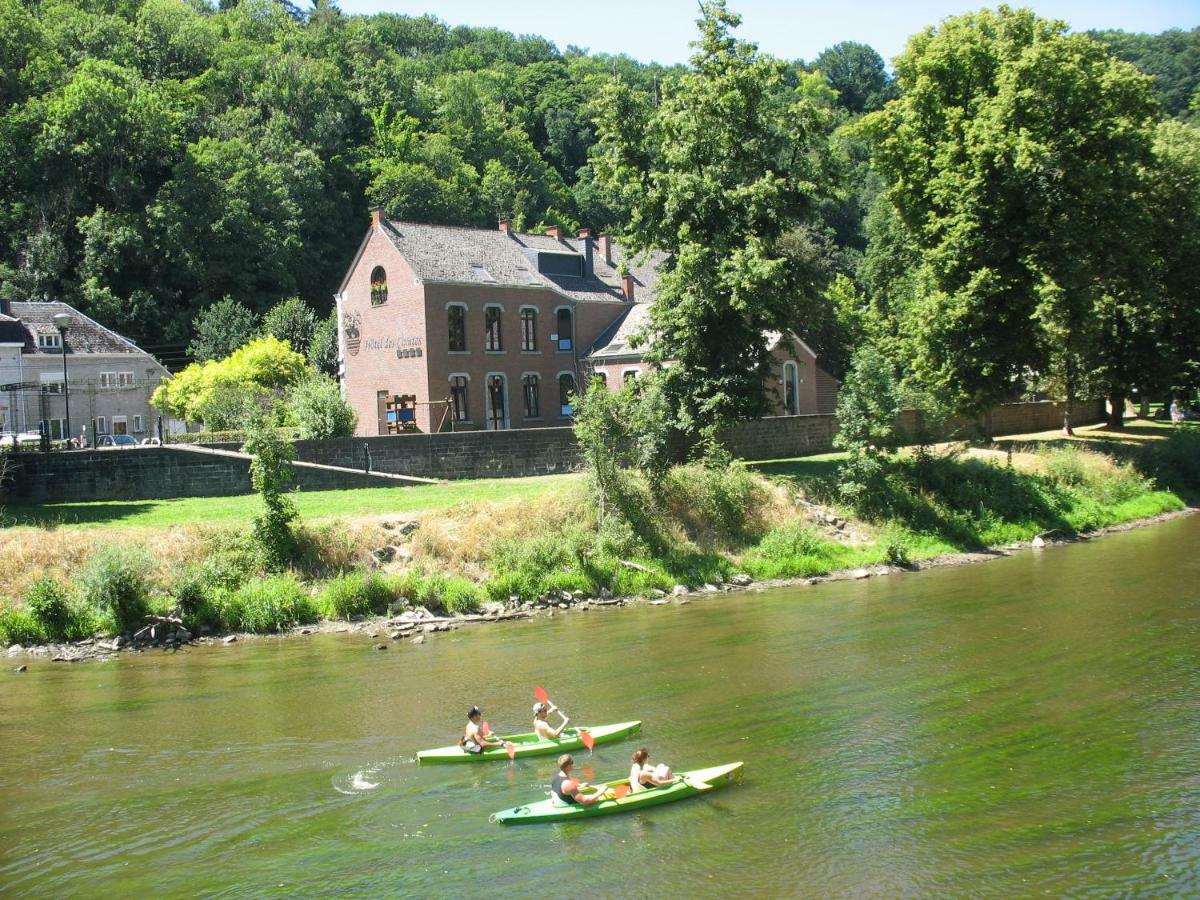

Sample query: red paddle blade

[505,742,516,761]
[613,784,631,800]
[580,729,595,751]
[534,686,550,704]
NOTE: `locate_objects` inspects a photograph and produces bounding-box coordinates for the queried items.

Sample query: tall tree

[811,41,896,114]
[859,8,1159,431]
[592,0,832,432]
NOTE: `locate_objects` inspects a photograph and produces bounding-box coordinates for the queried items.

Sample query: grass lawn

[2,473,579,531]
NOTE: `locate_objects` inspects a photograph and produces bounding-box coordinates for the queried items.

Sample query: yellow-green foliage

[151,336,308,424]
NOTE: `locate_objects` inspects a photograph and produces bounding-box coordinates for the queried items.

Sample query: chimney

[575,234,593,278]
[370,206,384,227]
[498,217,511,234]
[0,298,9,318]
[598,234,613,267]
[577,227,592,238]
[545,225,562,239]
[621,274,635,301]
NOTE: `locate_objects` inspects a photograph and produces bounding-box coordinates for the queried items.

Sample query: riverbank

[3,421,1197,661]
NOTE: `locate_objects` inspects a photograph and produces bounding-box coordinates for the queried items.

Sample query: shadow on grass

[3,501,165,529]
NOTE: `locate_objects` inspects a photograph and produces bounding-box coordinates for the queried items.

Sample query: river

[2,514,1198,897]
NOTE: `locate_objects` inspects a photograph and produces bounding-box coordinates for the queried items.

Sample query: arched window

[485,305,503,351]
[520,307,537,351]
[486,374,508,430]
[558,373,577,417]
[370,266,388,306]
[522,373,540,418]
[783,361,799,415]
[449,374,470,422]
[447,304,466,351]
[555,308,573,351]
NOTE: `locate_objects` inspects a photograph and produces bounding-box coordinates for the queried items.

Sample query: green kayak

[490,761,744,824]
[415,721,642,764]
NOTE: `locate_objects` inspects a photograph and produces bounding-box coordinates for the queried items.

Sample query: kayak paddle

[483,720,516,760]
[534,686,595,751]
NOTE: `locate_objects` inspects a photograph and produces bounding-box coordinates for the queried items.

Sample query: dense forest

[0,0,1196,374]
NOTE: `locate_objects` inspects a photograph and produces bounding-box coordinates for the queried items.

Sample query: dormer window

[537,252,583,278]
[37,332,63,351]
[370,266,388,306]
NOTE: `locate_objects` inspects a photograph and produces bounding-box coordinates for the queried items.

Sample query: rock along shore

[7,506,1194,667]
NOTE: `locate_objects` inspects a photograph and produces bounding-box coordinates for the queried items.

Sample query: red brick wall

[339,227,431,434]
[765,340,819,416]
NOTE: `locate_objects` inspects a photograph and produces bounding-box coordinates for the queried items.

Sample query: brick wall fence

[2,400,1106,504]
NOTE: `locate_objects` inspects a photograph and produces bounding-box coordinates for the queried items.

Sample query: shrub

[1139,427,1200,495]
[318,571,394,619]
[438,576,482,615]
[173,566,224,632]
[0,606,45,646]
[742,521,851,580]
[24,578,73,641]
[220,575,318,633]
[80,546,154,633]
[285,374,357,440]
[661,462,766,546]
[244,414,298,569]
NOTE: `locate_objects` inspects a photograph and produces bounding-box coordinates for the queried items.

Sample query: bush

[742,521,852,580]
[0,606,45,646]
[285,374,357,440]
[220,575,318,633]
[24,578,73,641]
[173,566,224,632]
[318,571,394,619]
[1139,427,1200,495]
[661,462,766,546]
[80,546,154,634]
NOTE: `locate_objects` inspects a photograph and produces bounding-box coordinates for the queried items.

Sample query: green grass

[2,474,577,530]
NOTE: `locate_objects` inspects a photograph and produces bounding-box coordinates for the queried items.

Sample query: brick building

[0,300,179,443]
[335,212,836,435]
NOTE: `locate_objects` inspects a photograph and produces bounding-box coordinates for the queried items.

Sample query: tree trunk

[1106,390,1124,429]
[1139,396,1150,419]
[1062,367,1075,436]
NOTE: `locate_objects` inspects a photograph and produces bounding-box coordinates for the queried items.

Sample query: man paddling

[532,701,570,740]
[460,705,504,754]
[550,754,607,806]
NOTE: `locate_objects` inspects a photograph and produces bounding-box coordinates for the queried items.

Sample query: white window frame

[37,333,62,350]
[521,371,542,420]
[446,302,469,353]
[119,372,135,387]
[484,303,505,353]
[519,305,539,352]
[133,414,144,433]
[552,305,574,352]
[557,370,577,418]
[39,372,64,394]
[484,372,509,430]
[623,368,640,383]
[112,415,128,435]
[96,416,108,434]
[48,418,67,440]
[449,372,471,423]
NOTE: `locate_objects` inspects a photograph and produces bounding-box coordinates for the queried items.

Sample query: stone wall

[718,415,839,461]
[290,427,582,479]
[5,447,417,504]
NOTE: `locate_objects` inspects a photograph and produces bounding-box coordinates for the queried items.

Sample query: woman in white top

[629,747,676,792]
[532,701,570,740]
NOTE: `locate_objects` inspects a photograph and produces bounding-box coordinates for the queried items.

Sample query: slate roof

[584,302,654,360]
[9,301,156,357]
[379,219,669,307]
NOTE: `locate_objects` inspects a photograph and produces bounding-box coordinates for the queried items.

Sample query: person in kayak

[460,705,503,754]
[551,754,606,806]
[532,701,570,740]
[630,748,678,792]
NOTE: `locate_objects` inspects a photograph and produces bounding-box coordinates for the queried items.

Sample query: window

[37,333,62,351]
[96,416,107,434]
[450,375,470,422]
[99,372,115,389]
[112,416,128,435]
[133,415,143,433]
[594,372,607,388]
[484,305,502,351]
[47,419,67,440]
[783,361,799,416]
[558,373,576,417]
[448,304,466,352]
[623,369,639,384]
[486,374,507,430]
[40,379,63,395]
[555,308,573,351]
[119,372,134,387]
[522,374,540,418]
[370,266,388,305]
[520,308,537,351]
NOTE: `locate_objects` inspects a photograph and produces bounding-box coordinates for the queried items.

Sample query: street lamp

[52,312,71,447]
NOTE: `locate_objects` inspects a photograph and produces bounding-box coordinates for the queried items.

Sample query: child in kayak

[630,748,678,792]
[551,754,607,806]
[460,705,504,754]
[532,701,570,740]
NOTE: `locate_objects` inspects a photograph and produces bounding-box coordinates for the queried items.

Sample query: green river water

[2,514,1199,897]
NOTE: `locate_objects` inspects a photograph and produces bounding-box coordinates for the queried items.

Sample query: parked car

[140,437,162,446]
[96,434,139,448]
